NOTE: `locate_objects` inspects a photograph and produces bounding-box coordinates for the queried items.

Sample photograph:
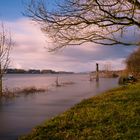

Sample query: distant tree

[104,63,112,73]
[25,0,140,51]
[0,24,13,96]
[125,47,140,77]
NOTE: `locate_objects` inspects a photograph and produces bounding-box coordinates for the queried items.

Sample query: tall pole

[96,63,99,82]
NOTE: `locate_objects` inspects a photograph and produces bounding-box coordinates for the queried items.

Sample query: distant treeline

[6,69,74,74]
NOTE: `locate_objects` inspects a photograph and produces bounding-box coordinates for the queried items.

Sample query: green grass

[19,83,140,140]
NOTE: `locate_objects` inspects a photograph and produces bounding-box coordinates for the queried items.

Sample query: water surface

[0,74,119,140]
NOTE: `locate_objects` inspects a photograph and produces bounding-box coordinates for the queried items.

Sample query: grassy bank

[20,83,140,140]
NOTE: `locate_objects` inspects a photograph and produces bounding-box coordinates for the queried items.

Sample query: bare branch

[25,0,140,51]
[0,23,13,75]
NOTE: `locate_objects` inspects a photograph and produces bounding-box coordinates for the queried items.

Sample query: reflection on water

[95,80,100,88]
[0,74,118,140]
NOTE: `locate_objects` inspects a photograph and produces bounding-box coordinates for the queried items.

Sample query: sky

[0,0,136,72]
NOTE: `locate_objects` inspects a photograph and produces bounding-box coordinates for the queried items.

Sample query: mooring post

[96,63,99,82]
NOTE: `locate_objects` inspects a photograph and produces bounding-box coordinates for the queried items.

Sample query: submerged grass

[2,87,46,98]
[18,87,46,94]
[20,83,140,140]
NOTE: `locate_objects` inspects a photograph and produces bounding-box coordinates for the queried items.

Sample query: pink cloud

[3,18,134,72]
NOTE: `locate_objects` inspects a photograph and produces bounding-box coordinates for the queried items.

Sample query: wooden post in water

[96,63,99,82]
[56,75,59,86]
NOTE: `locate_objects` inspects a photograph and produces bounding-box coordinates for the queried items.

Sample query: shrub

[126,47,140,77]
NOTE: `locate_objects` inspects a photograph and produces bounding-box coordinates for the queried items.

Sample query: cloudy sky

[0,0,136,72]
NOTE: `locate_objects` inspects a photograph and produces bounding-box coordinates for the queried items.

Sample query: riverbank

[20,83,140,140]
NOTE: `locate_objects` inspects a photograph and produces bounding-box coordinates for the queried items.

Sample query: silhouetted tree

[0,24,13,96]
[25,0,140,51]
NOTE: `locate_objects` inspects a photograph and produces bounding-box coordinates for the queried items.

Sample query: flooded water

[0,74,119,140]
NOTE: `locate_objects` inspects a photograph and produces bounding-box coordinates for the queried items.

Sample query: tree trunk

[0,63,2,97]
[0,76,2,97]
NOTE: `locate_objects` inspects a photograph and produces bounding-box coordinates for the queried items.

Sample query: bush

[118,76,128,85]
[126,47,140,77]
[118,75,137,85]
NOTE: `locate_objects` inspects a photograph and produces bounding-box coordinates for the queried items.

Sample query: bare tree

[104,62,112,72]
[0,24,13,96]
[25,0,140,51]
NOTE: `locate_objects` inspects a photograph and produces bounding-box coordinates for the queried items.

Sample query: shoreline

[19,83,140,140]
